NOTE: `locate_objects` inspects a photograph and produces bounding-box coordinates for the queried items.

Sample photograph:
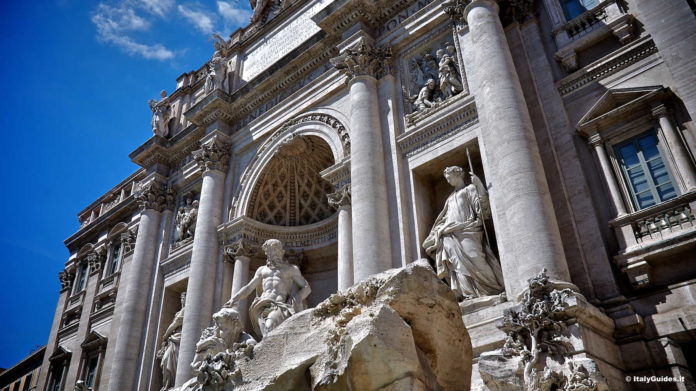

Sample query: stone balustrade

[611,191,696,251]
[553,0,635,72]
[78,177,140,228]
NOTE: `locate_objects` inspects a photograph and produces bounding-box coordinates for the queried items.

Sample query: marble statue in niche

[148,90,171,137]
[404,41,465,117]
[422,166,504,299]
[157,291,186,390]
[225,239,311,337]
[175,194,198,244]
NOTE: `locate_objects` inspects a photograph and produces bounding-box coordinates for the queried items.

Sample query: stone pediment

[48,346,72,362]
[577,86,668,135]
[81,330,108,349]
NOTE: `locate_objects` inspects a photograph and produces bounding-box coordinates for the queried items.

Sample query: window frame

[72,262,89,295]
[612,129,680,211]
[106,242,122,277]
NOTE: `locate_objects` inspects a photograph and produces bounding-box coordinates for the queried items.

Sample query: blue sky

[0,0,251,368]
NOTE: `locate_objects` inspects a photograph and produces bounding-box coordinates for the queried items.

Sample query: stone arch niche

[224,112,351,307]
[248,135,335,226]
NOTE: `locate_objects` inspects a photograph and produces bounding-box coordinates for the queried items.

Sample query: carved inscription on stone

[242,0,331,81]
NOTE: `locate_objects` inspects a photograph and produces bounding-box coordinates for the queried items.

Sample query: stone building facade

[34,0,696,389]
[1,347,45,391]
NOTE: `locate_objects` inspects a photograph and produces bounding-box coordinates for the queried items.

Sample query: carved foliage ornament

[225,239,259,260]
[194,136,231,173]
[442,0,470,24]
[327,184,351,208]
[87,248,107,274]
[331,38,392,84]
[136,183,175,212]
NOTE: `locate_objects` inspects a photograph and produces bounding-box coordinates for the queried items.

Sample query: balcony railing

[611,191,696,251]
[632,204,694,243]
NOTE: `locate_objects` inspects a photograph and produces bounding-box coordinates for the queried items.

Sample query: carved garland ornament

[194,136,231,173]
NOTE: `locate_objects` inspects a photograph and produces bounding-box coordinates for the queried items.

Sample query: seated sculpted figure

[415,79,437,111]
[225,239,311,337]
[423,166,504,299]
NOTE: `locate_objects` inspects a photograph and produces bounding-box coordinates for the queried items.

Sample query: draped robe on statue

[423,184,504,298]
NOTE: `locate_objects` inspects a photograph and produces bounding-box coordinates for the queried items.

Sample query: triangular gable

[81,330,107,349]
[48,346,72,362]
[577,86,667,134]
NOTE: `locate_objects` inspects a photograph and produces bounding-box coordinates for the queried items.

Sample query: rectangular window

[108,244,121,275]
[562,0,600,19]
[22,374,32,391]
[615,131,678,210]
[73,263,88,294]
[47,365,63,391]
[84,355,99,388]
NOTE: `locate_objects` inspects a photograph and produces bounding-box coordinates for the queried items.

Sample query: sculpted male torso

[226,239,311,337]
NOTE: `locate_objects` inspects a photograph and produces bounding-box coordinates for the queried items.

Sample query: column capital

[650,103,670,119]
[224,239,258,261]
[87,247,107,275]
[331,37,392,84]
[588,133,604,148]
[328,183,351,208]
[443,0,499,25]
[194,134,231,173]
[136,181,174,212]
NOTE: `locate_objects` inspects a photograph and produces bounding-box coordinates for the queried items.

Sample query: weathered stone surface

[177,260,472,391]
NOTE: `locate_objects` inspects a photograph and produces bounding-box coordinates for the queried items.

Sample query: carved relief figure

[175,197,198,243]
[225,239,311,337]
[406,41,465,117]
[192,307,257,372]
[423,166,504,299]
[415,79,438,111]
[437,47,463,98]
[157,292,186,390]
[148,90,171,137]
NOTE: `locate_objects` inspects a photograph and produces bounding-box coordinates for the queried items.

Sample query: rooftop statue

[148,90,171,137]
[423,166,504,299]
[224,239,311,337]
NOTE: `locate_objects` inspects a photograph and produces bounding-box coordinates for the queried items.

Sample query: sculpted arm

[291,266,311,303]
[226,269,262,307]
[162,310,184,340]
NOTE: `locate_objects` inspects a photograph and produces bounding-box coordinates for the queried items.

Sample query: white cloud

[217,1,250,25]
[139,0,174,17]
[92,2,175,60]
[178,4,216,34]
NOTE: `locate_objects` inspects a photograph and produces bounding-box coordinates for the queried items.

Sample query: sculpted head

[262,239,285,266]
[445,42,456,56]
[426,78,436,89]
[180,291,187,307]
[436,48,446,59]
[213,307,243,345]
[443,166,466,187]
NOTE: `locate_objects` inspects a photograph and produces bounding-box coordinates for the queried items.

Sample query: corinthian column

[328,184,353,290]
[224,239,256,327]
[652,103,696,191]
[175,134,230,385]
[445,0,571,298]
[109,180,173,391]
[331,36,392,283]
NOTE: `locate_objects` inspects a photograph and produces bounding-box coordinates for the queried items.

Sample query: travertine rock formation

[178,259,472,391]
